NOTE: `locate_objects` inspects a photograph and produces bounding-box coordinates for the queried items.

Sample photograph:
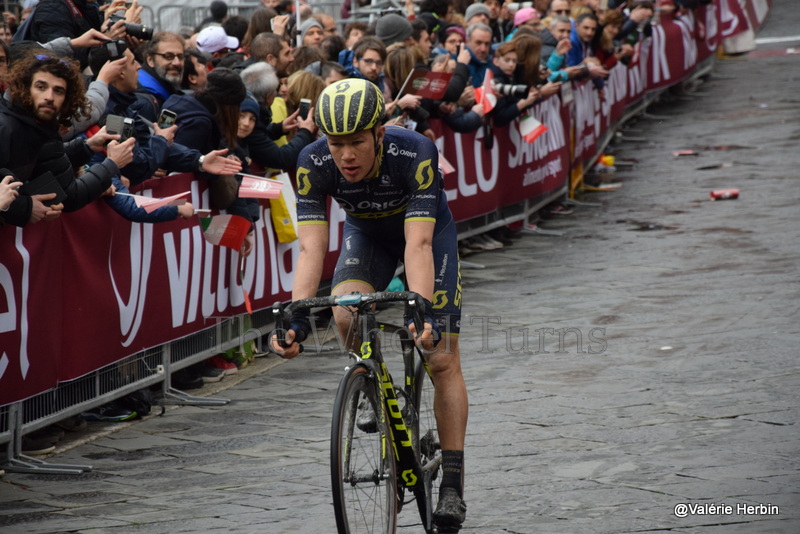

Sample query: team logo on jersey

[380,174,391,186]
[414,159,434,190]
[388,142,418,158]
[432,290,449,309]
[297,167,312,195]
[310,153,332,167]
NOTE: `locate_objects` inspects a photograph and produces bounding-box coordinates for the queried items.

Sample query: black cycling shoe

[433,487,467,532]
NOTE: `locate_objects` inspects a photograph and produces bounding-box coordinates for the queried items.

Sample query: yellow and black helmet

[314,79,385,136]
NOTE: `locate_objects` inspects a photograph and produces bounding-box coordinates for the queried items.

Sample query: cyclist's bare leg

[428,333,468,529]
[425,334,468,451]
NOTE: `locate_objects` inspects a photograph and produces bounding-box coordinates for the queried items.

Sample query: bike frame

[274,291,432,489]
[357,304,426,493]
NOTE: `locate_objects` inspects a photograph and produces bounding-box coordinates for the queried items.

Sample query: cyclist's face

[327,127,385,183]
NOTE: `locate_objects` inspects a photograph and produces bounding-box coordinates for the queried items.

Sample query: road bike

[273,292,443,533]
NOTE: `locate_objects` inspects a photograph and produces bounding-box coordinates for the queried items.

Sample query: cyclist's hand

[270,329,303,359]
[408,319,441,352]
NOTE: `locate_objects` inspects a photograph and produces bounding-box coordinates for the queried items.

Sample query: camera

[103,39,127,61]
[492,82,528,99]
[109,13,154,41]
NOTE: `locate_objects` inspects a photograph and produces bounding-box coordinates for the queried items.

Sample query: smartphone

[103,39,127,62]
[158,109,177,128]
[104,114,124,136]
[299,98,311,120]
[120,117,135,141]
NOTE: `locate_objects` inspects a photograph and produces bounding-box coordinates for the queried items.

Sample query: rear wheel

[331,364,398,533]
[413,360,441,533]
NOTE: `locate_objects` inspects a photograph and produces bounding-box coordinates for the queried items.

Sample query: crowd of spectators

[1,0,708,454]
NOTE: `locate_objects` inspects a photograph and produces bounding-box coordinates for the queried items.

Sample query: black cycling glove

[406,297,442,347]
[288,309,312,344]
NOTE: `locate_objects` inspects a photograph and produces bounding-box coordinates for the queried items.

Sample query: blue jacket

[103,175,180,223]
[566,28,594,67]
[132,67,182,123]
[163,93,221,154]
[467,47,490,88]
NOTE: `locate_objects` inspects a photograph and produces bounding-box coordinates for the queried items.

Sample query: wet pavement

[2,3,800,533]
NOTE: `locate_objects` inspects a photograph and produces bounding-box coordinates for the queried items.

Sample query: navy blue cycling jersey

[296,126,462,335]
[296,126,451,236]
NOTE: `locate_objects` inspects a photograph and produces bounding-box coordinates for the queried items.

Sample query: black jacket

[243,102,314,172]
[0,95,115,227]
[25,0,103,68]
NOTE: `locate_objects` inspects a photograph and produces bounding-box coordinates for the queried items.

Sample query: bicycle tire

[413,359,441,533]
[331,364,398,534]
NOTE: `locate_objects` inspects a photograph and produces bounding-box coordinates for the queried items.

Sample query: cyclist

[270,78,468,531]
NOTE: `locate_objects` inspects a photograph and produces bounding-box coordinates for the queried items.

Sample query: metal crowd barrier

[1,308,274,474]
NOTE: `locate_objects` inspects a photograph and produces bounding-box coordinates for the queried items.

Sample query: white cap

[196,26,239,54]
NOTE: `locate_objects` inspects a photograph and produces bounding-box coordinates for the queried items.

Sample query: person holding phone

[0,175,22,212]
[0,52,134,227]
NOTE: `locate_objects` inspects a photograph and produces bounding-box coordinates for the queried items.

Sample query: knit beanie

[375,13,413,46]
[464,3,491,23]
[205,68,246,106]
[240,93,260,116]
[299,18,323,42]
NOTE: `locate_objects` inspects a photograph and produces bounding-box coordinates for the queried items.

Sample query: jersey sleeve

[402,133,441,223]
[295,142,331,225]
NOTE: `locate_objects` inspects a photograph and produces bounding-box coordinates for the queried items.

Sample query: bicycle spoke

[332,366,398,533]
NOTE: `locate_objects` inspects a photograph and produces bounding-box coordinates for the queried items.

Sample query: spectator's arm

[247,122,315,171]
[442,62,470,103]
[103,175,182,222]
[62,79,110,140]
[62,159,117,212]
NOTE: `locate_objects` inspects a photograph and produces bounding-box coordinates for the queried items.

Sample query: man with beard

[0,51,133,227]
[132,31,185,122]
[233,32,293,77]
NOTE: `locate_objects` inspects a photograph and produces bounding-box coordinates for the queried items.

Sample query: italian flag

[520,113,548,143]
[473,69,497,114]
[200,214,251,251]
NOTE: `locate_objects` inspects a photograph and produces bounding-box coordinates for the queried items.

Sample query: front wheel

[331,364,398,534]
[414,359,441,533]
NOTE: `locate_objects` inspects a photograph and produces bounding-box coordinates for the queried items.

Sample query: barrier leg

[1,403,92,475]
[158,345,230,407]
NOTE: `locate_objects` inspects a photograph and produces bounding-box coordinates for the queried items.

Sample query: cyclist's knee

[425,337,461,375]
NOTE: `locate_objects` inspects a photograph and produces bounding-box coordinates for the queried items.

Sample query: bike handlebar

[271,291,427,340]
